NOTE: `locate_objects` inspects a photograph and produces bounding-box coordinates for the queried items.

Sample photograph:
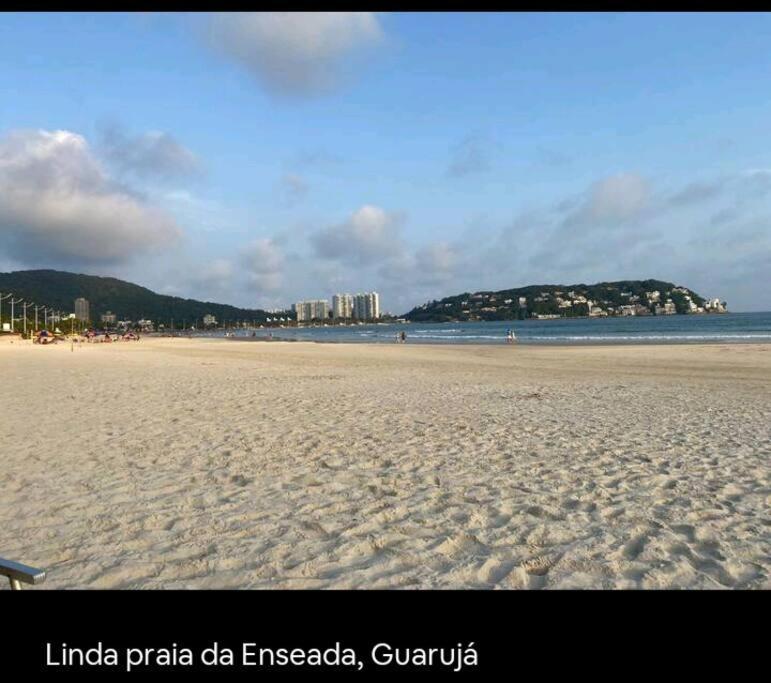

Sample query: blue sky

[1,12,770,312]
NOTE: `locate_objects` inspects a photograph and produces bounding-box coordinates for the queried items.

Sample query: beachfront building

[704,298,727,313]
[295,300,329,322]
[332,293,354,319]
[202,314,217,327]
[74,297,90,322]
[654,300,677,315]
[353,292,380,321]
[100,311,117,325]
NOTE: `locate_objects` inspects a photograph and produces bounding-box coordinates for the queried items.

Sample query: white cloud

[578,172,650,223]
[100,125,202,181]
[417,242,460,274]
[240,237,284,292]
[380,241,462,288]
[311,204,405,265]
[189,258,234,295]
[205,12,385,96]
[0,129,182,265]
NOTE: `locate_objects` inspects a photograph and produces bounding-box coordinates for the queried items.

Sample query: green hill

[0,269,281,326]
[404,279,712,322]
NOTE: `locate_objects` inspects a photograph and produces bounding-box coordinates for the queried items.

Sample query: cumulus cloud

[100,125,202,181]
[189,258,234,294]
[381,241,463,287]
[205,12,385,96]
[240,237,285,292]
[573,172,650,224]
[417,242,460,275]
[0,129,181,265]
[311,204,405,265]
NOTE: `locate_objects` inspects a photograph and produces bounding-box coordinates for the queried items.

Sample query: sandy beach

[1,336,769,589]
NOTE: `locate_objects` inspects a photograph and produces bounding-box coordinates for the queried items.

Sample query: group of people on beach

[395,331,407,343]
[32,329,59,344]
[84,330,140,343]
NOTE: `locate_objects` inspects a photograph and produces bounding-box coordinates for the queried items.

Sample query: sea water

[208,311,771,345]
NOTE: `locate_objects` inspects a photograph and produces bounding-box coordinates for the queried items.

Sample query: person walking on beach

[506,328,513,344]
[400,330,407,344]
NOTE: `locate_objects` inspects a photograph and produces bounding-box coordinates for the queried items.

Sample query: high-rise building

[353,292,380,321]
[295,300,329,322]
[332,293,353,319]
[74,298,90,322]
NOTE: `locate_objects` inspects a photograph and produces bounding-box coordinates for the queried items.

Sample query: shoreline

[176,333,771,349]
[218,335,771,348]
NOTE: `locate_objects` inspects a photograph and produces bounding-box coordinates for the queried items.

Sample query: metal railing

[0,557,46,590]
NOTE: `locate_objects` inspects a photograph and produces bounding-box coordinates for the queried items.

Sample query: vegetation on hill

[0,269,280,326]
[404,279,712,322]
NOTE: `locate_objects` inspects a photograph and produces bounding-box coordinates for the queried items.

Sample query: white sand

[1,336,769,589]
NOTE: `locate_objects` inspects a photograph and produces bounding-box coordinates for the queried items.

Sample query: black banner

[2,590,765,678]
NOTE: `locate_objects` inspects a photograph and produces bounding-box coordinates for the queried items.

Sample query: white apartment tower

[332,294,354,319]
[295,300,329,322]
[353,292,380,321]
[74,297,90,322]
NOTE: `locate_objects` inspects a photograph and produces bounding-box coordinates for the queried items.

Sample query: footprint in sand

[670,524,696,543]
[477,557,516,584]
[230,474,253,487]
[436,533,487,559]
[622,534,648,561]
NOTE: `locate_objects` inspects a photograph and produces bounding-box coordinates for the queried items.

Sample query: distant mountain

[404,279,719,322]
[0,269,280,325]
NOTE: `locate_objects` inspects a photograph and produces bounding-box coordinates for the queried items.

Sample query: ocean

[210,311,771,345]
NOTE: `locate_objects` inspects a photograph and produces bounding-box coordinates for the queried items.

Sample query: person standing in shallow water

[400,331,406,343]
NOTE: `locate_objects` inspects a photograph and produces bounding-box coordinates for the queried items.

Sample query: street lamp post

[69,313,76,351]
[9,297,23,334]
[22,301,33,337]
[0,293,11,331]
[34,304,45,333]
